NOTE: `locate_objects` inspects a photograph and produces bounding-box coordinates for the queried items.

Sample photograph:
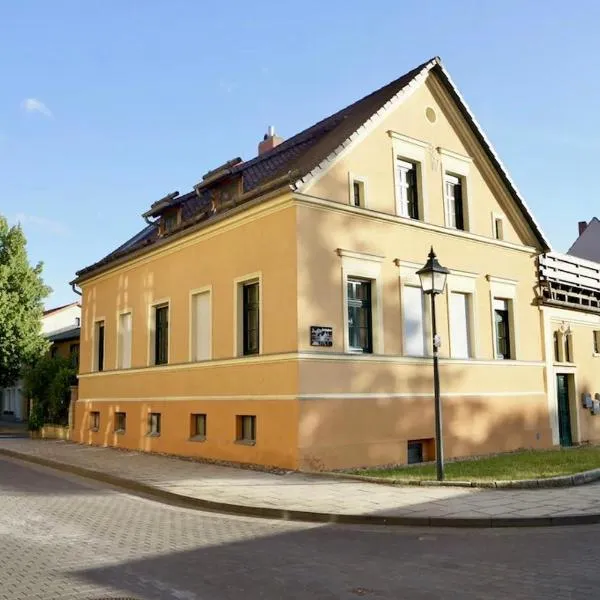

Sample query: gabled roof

[567,217,600,262]
[43,301,80,316]
[46,325,80,343]
[74,56,550,283]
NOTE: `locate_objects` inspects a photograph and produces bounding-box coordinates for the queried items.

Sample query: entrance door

[556,374,573,447]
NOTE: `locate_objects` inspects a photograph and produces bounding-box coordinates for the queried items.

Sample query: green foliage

[22,355,75,428]
[0,215,51,388]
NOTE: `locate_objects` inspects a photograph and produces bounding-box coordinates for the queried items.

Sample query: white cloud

[12,213,68,236]
[21,98,53,118]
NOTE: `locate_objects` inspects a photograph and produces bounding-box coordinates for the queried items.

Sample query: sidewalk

[1,438,600,527]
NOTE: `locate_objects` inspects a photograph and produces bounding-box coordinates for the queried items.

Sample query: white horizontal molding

[78,351,545,379]
[388,131,431,148]
[300,390,545,400]
[336,248,385,262]
[437,147,473,163]
[79,390,546,403]
[486,275,518,285]
[294,193,538,254]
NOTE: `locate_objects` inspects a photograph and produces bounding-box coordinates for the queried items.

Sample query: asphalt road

[0,456,599,600]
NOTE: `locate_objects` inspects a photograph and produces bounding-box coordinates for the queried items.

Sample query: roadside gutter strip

[2,447,600,528]
[316,467,600,489]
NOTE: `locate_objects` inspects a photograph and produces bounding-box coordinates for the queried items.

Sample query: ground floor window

[236,415,256,444]
[89,411,100,431]
[148,412,161,436]
[114,412,126,433]
[190,413,207,440]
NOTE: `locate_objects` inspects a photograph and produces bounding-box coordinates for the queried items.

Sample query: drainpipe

[71,282,82,297]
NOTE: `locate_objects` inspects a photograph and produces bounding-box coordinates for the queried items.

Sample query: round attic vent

[425,106,437,123]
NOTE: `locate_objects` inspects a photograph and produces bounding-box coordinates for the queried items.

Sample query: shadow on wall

[296,168,550,470]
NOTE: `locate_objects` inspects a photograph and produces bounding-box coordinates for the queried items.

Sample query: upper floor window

[118,312,132,369]
[243,282,260,356]
[191,290,211,361]
[494,217,504,241]
[594,330,600,355]
[444,174,465,230]
[449,292,473,359]
[395,159,419,219]
[493,299,512,359]
[69,343,80,369]
[347,279,373,353]
[94,320,105,372]
[402,285,426,357]
[154,304,169,365]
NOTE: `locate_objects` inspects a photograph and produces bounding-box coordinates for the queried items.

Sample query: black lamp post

[416,247,450,481]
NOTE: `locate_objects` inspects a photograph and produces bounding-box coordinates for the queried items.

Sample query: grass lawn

[355,447,600,482]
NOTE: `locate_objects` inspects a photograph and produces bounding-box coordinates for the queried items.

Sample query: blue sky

[2,0,600,307]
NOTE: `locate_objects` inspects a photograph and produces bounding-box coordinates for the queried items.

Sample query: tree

[22,355,76,428]
[0,215,51,388]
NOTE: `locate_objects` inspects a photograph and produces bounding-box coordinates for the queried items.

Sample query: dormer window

[160,209,180,236]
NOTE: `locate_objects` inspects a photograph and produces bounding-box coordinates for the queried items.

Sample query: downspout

[71,282,82,296]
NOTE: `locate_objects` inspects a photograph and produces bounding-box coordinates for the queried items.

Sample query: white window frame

[439,148,472,231]
[395,159,420,219]
[337,249,384,354]
[147,298,171,366]
[488,277,518,360]
[491,212,505,241]
[116,309,133,370]
[233,272,263,357]
[348,173,368,209]
[189,286,213,362]
[446,272,478,359]
[92,317,106,372]
[389,132,429,221]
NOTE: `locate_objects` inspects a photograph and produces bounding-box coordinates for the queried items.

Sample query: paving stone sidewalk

[1,438,600,525]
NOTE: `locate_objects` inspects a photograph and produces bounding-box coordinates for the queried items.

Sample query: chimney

[258,126,283,155]
[579,220,588,236]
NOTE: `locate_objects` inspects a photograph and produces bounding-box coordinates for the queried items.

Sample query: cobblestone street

[1,455,600,599]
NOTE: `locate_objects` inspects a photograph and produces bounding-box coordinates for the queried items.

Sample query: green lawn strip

[355,447,600,482]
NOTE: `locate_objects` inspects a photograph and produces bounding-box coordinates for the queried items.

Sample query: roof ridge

[238,57,438,171]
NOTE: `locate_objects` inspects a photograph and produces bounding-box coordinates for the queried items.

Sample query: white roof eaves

[292,57,439,191]
[435,62,552,251]
[292,57,551,252]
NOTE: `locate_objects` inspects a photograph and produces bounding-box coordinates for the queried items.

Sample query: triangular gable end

[294,57,551,251]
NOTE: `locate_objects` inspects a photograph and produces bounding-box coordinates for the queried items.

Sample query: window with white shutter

[403,285,426,356]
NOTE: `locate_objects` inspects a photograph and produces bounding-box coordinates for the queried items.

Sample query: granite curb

[315,467,600,489]
[2,447,600,529]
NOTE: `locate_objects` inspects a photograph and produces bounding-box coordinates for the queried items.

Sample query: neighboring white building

[0,302,81,421]
[567,218,600,262]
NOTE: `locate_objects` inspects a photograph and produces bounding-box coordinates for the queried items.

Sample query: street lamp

[416,247,450,481]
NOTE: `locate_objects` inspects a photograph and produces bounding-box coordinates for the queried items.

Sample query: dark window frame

[96,321,105,372]
[242,282,260,356]
[114,412,126,433]
[154,304,169,365]
[69,343,80,368]
[347,278,373,354]
[236,415,256,444]
[190,413,207,440]
[494,302,512,360]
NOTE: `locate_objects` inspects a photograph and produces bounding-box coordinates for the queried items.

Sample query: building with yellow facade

[71,56,588,471]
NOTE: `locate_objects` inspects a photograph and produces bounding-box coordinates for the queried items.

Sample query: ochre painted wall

[73,397,299,469]
[306,72,532,246]
[73,66,556,471]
